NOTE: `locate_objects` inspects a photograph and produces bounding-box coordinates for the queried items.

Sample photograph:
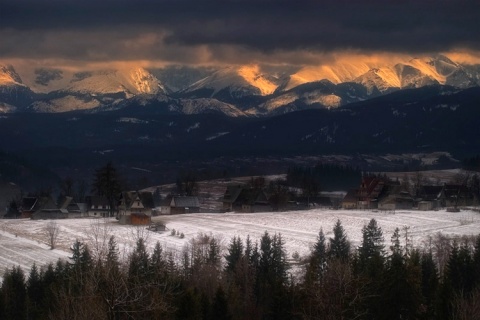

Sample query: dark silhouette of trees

[1,222,480,320]
[176,171,199,196]
[92,161,122,217]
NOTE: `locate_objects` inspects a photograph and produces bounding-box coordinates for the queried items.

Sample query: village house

[117,191,154,225]
[86,195,111,217]
[342,176,387,210]
[341,190,358,209]
[31,197,68,220]
[170,196,201,214]
[378,187,414,211]
[417,185,444,210]
[222,185,271,213]
[357,176,386,209]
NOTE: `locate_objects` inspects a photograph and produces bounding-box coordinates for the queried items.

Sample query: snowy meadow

[1,208,480,280]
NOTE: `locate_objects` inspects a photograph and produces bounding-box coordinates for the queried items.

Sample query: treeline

[1,221,480,320]
[286,163,362,192]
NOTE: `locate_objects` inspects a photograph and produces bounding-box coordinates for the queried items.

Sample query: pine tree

[150,241,166,280]
[128,238,150,282]
[105,235,120,274]
[420,251,438,319]
[225,236,244,273]
[1,266,26,320]
[207,237,221,267]
[92,161,122,217]
[358,218,385,276]
[26,263,43,319]
[306,228,327,284]
[378,228,422,320]
[271,233,289,285]
[329,219,350,261]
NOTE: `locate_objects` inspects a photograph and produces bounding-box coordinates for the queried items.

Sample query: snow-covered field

[1,208,480,280]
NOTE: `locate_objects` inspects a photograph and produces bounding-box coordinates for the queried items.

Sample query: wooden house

[31,197,68,220]
[117,191,153,225]
[342,190,358,209]
[170,196,201,214]
[19,197,40,219]
[86,195,111,217]
[378,190,414,211]
[222,185,271,213]
[417,186,444,210]
[223,185,244,212]
[357,176,386,209]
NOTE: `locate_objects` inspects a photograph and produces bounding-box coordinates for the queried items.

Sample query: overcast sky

[1,0,480,68]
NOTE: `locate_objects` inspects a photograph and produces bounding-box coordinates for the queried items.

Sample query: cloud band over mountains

[1,0,480,65]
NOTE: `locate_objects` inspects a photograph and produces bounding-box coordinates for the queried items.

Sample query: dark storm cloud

[1,0,479,62]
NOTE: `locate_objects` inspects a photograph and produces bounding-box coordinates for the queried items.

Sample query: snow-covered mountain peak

[237,65,277,95]
[127,67,166,94]
[64,67,165,96]
[186,65,278,96]
[0,65,24,87]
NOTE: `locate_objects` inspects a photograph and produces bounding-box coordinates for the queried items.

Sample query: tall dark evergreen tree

[306,228,328,283]
[92,161,122,217]
[225,236,244,273]
[378,228,422,320]
[420,251,438,318]
[358,218,385,276]
[26,263,43,319]
[1,266,26,320]
[329,219,350,261]
[128,238,150,282]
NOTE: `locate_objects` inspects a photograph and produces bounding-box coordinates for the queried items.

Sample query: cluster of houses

[1,175,477,223]
[0,184,201,225]
[341,176,476,211]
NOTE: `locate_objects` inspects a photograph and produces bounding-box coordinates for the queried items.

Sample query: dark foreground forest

[1,219,479,320]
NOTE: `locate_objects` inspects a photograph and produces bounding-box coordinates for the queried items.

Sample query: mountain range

[1,55,479,116]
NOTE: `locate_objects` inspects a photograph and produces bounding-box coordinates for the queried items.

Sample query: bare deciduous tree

[85,218,112,260]
[45,221,60,250]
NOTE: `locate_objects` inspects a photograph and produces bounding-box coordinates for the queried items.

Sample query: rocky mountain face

[1,55,479,116]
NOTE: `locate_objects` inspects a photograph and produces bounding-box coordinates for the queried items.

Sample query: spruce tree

[1,266,26,320]
[358,219,385,271]
[225,236,244,273]
[150,241,166,280]
[271,233,289,285]
[306,228,327,284]
[329,219,350,261]
[92,161,122,217]
[378,228,421,320]
[128,238,150,282]
[420,251,438,318]
[26,263,43,319]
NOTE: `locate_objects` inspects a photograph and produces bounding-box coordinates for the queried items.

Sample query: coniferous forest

[1,220,479,320]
